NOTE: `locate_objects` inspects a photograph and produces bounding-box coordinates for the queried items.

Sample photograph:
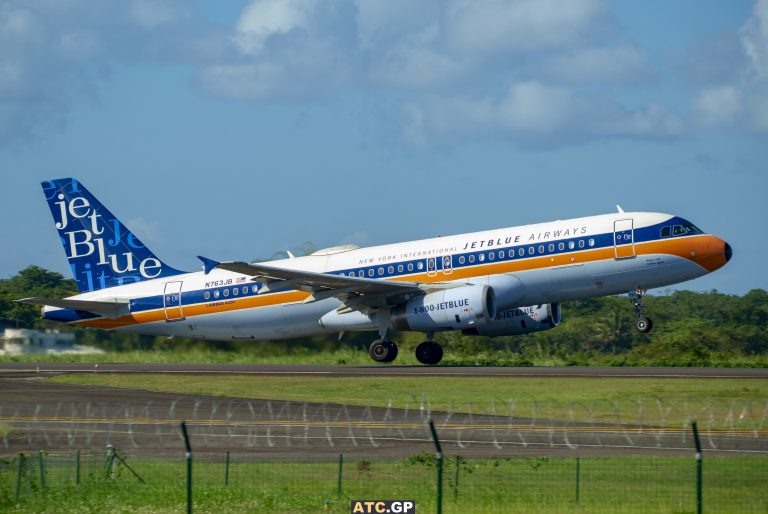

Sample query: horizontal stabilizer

[17,297,130,319]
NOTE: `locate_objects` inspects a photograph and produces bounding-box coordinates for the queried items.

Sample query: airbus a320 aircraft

[21,178,732,365]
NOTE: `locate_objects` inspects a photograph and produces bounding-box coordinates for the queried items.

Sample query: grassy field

[1,451,766,513]
[50,373,768,427]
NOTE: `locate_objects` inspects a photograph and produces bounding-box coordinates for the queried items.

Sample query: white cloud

[234,0,315,55]
[443,0,606,55]
[541,46,649,83]
[740,0,768,80]
[694,86,742,125]
[498,82,574,132]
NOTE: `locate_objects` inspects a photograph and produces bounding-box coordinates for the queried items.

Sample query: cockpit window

[667,224,703,237]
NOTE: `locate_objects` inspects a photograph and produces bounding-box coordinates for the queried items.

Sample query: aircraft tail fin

[41,178,185,292]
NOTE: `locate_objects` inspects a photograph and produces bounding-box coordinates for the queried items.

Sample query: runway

[2,375,766,458]
[1,363,766,378]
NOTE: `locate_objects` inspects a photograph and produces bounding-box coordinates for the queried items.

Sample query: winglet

[197,256,220,275]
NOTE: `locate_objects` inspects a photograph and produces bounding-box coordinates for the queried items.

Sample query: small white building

[1,328,104,356]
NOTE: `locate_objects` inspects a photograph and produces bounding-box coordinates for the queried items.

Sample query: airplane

[20,178,732,365]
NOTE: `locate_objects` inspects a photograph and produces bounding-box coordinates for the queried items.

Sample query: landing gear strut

[369,339,398,363]
[629,289,653,333]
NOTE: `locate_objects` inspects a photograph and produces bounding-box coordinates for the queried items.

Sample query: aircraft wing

[199,256,448,310]
[17,297,130,319]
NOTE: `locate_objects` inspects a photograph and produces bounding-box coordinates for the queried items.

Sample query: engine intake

[391,285,496,332]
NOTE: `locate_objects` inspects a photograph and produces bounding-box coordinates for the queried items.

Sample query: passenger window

[204,291,210,300]
[223,289,229,297]
[417,262,424,270]
[377,267,383,276]
[568,241,575,250]
[358,270,364,277]
[488,252,495,261]
[388,266,394,274]
[368,269,374,277]
[479,254,485,262]
[528,247,534,255]
[548,244,554,252]
[459,256,465,264]
[233,287,239,296]
[407,263,413,272]
[242,286,248,295]
[661,226,671,238]
[588,238,595,247]
[558,242,565,251]
[398,264,403,272]
[538,245,544,254]
[518,248,524,256]
[214,290,220,299]
[498,250,504,259]
[578,240,585,248]
[469,255,475,263]
[509,249,514,258]
[252,285,258,293]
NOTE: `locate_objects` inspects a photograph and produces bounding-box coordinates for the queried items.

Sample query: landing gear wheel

[369,340,398,363]
[636,317,653,333]
[415,341,443,365]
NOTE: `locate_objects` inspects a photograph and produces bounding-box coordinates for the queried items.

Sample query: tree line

[1,266,766,366]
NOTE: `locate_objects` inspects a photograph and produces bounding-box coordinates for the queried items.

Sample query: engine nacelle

[391,285,496,332]
[462,303,561,337]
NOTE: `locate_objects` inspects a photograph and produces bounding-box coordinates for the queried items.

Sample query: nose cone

[691,236,731,272]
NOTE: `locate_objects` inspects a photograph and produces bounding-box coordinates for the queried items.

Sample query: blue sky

[1,0,765,295]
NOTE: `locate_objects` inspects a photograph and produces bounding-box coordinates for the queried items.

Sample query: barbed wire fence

[1,397,767,454]
[1,398,767,513]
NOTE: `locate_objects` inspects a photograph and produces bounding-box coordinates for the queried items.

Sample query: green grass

[1,452,766,513]
[49,373,768,427]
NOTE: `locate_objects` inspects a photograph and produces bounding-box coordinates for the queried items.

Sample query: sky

[0,0,765,295]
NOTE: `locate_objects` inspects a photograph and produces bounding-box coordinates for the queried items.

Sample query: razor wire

[1,397,767,455]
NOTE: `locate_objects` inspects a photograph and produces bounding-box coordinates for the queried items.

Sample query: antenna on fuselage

[616,204,625,213]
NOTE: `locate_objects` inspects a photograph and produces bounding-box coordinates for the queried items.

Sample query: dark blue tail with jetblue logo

[42,178,185,293]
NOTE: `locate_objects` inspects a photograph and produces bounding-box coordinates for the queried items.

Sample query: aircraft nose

[724,242,733,263]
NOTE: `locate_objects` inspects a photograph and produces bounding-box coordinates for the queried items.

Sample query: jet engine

[391,285,496,332]
[462,303,561,336]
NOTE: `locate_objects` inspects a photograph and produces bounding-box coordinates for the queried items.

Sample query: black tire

[636,317,653,333]
[415,342,444,365]
[382,342,398,363]
[369,340,396,363]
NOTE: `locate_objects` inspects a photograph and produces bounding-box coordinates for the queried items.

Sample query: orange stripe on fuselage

[74,234,726,330]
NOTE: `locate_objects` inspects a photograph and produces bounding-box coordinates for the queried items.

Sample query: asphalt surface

[1,363,766,378]
[1,371,766,458]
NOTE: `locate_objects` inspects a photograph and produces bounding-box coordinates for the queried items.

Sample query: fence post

[428,419,444,514]
[453,456,460,499]
[38,451,46,491]
[225,451,230,486]
[76,449,81,485]
[15,452,25,500]
[181,421,193,514]
[105,445,117,478]
[691,420,702,514]
[337,453,344,499]
[575,457,580,504]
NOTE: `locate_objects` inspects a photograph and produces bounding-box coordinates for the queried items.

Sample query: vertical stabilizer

[41,178,185,292]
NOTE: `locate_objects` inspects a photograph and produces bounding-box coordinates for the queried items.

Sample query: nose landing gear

[629,289,653,333]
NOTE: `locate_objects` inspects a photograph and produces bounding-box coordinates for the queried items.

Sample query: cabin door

[613,219,636,259]
[163,281,185,321]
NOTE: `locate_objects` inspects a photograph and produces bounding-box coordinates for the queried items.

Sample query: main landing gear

[415,333,443,365]
[369,339,398,363]
[368,336,444,365]
[629,289,653,333]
